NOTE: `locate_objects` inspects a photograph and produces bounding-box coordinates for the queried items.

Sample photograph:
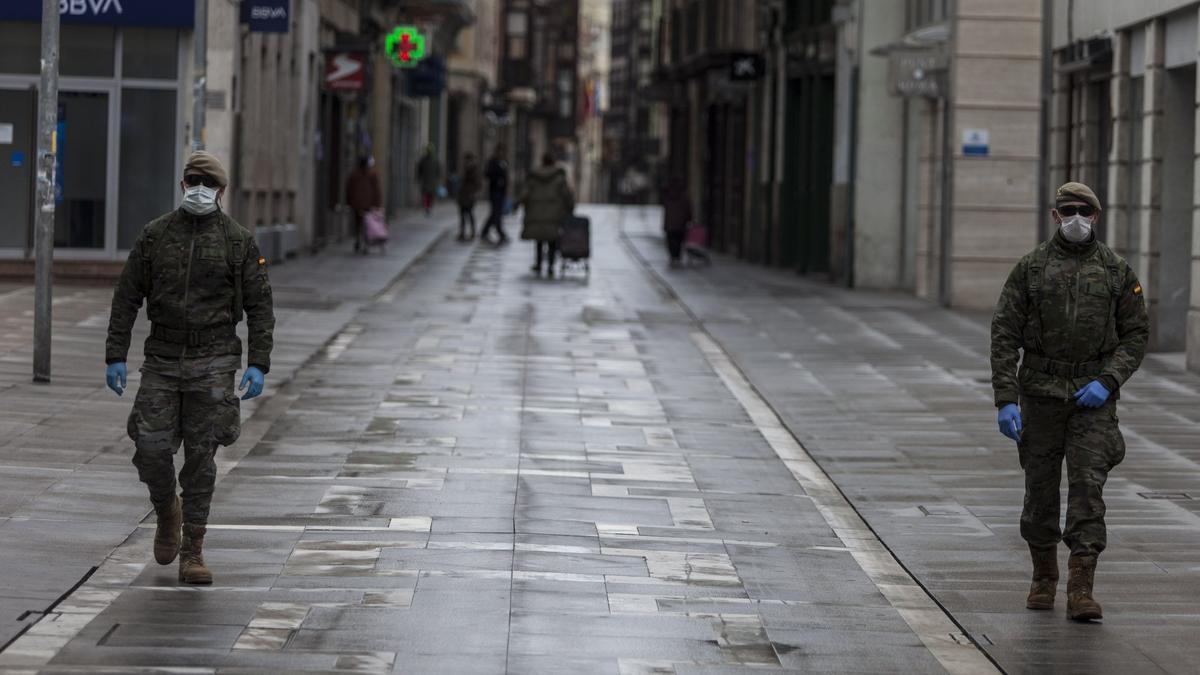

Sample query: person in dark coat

[416,144,441,215]
[345,157,382,254]
[661,178,693,266]
[457,153,482,241]
[518,152,575,278]
[481,144,510,245]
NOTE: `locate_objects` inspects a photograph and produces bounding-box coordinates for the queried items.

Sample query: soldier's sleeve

[242,238,275,374]
[105,236,148,364]
[1099,264,1149,391]
[990,260,1027,408]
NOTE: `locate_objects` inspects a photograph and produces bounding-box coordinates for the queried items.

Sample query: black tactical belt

[1022,353,1105,378]
[151,323,236,347]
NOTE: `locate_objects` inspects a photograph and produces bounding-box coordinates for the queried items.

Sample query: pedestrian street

[1,206,1199,674]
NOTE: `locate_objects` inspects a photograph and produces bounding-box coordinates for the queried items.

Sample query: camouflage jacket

[105,208,275,373]
[990,233,1148,407]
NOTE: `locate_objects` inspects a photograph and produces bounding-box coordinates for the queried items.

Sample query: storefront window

[60,25,115,78]
[118,88,177,249]
[53,91,109,249]
[0,23,39,74]
[0,89,35,248]
[122,28,179,80]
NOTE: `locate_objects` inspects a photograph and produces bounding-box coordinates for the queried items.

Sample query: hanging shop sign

[889,49,947,98]
[0,0,195,27]
[729,53,766,81]
[324,51,367,91]
[406,55,446,98]
[241,0,290,33]
[386,25,428,68]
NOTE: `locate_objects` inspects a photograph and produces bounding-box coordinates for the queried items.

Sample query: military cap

[1055,181,1101,211]
[183,151,228,188]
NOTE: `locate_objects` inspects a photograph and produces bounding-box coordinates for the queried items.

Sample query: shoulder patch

[258,256,267,266]
[1133,283,1143,295]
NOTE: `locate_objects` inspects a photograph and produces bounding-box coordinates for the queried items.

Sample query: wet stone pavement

[621,207,1200,675]
[0,206,995,674]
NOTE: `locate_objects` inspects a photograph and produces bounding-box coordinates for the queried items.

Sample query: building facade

[0,0,469,275]
[498,0,580,184]
[1052,0,1200,370]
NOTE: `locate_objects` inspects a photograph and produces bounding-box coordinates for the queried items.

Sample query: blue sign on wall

[0,0,196,28]
[240,0,290,33]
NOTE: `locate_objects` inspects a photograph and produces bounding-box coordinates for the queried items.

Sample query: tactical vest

[1025,242,1123,356]
[140,212,246,322]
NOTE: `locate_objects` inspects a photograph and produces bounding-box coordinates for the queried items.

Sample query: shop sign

[241,0,289,33]
[324,51,366,91]
[730,53,766,81]
[889,49,946,98]
[962,128,989,157]
[406,56,446,98]
[0,0,196,28]
[386,26,428,69]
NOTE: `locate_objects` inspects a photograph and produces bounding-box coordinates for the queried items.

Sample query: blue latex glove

[997,403,1022,442]
[1073,380,1110,408]
[105,362,127,396]
[239,366,265,401]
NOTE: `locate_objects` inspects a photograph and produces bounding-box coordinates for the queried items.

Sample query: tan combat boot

[1026,545,1058,610]
[153,496,183,565]
[1066,555,1103,621]
[179,524,213,585]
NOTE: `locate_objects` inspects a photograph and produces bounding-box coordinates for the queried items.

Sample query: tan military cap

[1055,181,1100,211]
[183,151,228,188]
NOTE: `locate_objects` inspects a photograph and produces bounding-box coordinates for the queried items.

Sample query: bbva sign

[59,0,124,15]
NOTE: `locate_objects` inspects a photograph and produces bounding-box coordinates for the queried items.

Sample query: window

[118,89,178,249]
[122,28,179,80]
[60,25,115,77]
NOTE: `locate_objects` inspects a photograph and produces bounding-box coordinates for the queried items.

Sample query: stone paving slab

[621,205,1200,674]
[0,206,453,650]
[0,205,988,673]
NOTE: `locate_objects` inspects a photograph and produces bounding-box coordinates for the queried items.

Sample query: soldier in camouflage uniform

[991,181,1148,621]
[104,151,274,585]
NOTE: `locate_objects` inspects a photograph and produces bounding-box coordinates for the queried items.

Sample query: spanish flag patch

[1133,284,1143,295]
[258,256,267,266]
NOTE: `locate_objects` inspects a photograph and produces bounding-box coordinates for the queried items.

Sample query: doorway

[0,88,35,251]
[1160,64,1195,351]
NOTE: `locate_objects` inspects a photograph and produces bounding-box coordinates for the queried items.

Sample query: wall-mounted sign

[0,0,195,27]
[324,51,366,91]
[730,53,766,81]
[889,49,946,98]
[241,0,290,33]
[962,128,990,157]
[386,26,428,69]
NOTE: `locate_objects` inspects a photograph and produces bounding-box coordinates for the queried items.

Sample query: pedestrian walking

[104,151,275,586]
[518,152,575,278]
[481,144,510,245]
[990,181,1148,621]
[416,144,441,215]
[345,156,382,254]
[457,152,482,241]
[661,178,693,267]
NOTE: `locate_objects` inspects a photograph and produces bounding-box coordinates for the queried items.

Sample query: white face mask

[1059,214,1093,243]
[181,185,219,215]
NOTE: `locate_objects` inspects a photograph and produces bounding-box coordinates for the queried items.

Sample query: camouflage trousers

[127,369,241,525]
[1017,395,1126,557]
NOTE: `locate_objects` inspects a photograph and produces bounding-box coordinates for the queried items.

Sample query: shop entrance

[0,88,35,251]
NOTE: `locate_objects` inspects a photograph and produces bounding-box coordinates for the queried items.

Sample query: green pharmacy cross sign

[386,26,427,68]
